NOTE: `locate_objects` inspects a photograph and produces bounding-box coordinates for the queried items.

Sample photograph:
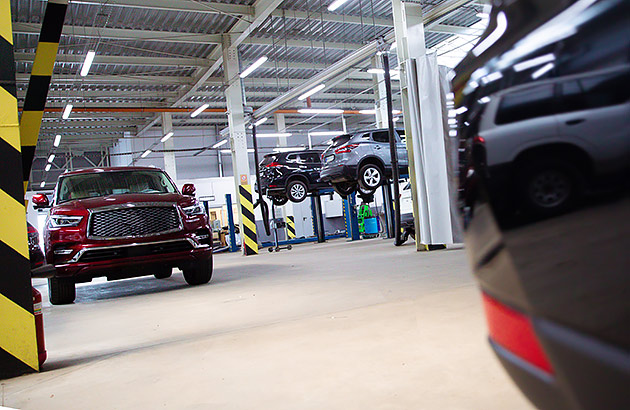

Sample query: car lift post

[381,183,395,239]
[343,193,361,241]
[310,193,326,243]
[225,194,238,252]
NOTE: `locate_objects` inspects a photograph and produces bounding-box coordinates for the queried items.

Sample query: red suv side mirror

[32,193,50,209]
[182,184,196,196]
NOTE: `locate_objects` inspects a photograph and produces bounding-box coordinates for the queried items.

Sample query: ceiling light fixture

[256,133,292,138]
[141,149,152,158]
[47,154,55,163]
[298,84,326,101]
[240,56,268,78]
[327,0,349,12]
[62,104,73,119]
[53,134,61,147]
[531,62,555,79]
[298,108,344,115]
[309,131,344,136]
[80,50,96,77]
[513,53,556,72]
[273,147,304,153]
[191,103,209,118]
[45,163,51,172]
[161,131,174,143]
[40,181,45,188]
[359,109,376,115]
[212,139,228,148]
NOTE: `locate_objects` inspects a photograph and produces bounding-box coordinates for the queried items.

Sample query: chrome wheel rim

[363,167,381,187]
[290,183,306,200]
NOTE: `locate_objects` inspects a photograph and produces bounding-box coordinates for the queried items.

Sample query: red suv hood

[54,193,193,212]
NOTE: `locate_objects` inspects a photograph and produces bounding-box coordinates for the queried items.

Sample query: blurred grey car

[319,128,408,197]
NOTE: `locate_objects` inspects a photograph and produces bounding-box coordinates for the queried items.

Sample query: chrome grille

[89,205,181,239]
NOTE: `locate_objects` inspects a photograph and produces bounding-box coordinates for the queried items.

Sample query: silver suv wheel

[360,165,382,189]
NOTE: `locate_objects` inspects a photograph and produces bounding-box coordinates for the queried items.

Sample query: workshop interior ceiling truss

[12,0,483,167]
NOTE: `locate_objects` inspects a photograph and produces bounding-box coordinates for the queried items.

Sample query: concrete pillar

[161,113,177,180]
[223,35,253,254]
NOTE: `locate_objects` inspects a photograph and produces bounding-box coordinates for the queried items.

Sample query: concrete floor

[2,239,531,409]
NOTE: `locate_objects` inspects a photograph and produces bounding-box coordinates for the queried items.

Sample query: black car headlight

[182,201,205,216]
[49,215,84,228]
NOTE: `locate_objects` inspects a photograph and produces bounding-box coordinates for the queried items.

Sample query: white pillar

[223,35,252,253]
[392,0,453,246]
[371,56,389,128]
[161,112,177,180]
[274,113,295,236]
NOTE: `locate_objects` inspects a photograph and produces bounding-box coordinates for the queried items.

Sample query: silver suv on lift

[319,128,408,197]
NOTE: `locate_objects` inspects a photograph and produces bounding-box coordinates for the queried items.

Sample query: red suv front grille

[89,205,181,239]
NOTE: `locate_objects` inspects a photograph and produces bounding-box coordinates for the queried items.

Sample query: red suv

[32,167,213,305]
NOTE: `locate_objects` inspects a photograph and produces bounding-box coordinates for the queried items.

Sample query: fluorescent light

[47,154,55,163]
[327,0,349,11]
[446,92,455,100]
[392,109,402,115]
[393,117,400,122]
[359,109,376,115]
[212,139,228,148]
[45,163,51,172]
[53,134,61,147]
[191,103,209,118]
[255,117,268,126]
[62,104,73,119]
[273,147,304,153]
[449,130,458,137]
[298,84,326,101]
[478,96,491,104]
[240,56,268,78]
[298,108,344,115]
[514,53,556,72]
[531,62,554,79]
[141,149,152,158]
[40,181,45,188]
[256,133,292,138]
[220,149,255,154]
[367,68,399,76]
[160,131,174,143]
[80,50,96,76]
[448,118,457,125]
[472,11,507,57]
[309,131,343,136]
[454,106,468,115]
[481,71,503,84]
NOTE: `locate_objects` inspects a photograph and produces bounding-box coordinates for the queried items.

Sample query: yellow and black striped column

[0,0,39,378]
[238,184,258,255]
[19,0,68,190]
[286,215,296,239]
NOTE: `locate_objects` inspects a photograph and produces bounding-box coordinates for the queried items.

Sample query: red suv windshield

[56,170,177,203]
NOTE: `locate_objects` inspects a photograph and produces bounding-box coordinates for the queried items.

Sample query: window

[57,170,177,203]
[560,69,630,113]
[495,84,556,124]
[371,131,390,143]
[305,153,320,163]
[286,153,297,162]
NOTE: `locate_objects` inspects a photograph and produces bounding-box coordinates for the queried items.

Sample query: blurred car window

[495,84,556,124]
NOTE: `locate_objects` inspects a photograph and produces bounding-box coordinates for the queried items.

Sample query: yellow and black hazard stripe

[0,0,39,378]
[238,184,258,255]
[19,0,68,191]
[286,215,296,239]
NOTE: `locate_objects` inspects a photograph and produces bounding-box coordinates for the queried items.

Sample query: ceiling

[12,0,485,183]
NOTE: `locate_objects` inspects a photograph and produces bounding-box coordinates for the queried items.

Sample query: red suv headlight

[49,215,84,228]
